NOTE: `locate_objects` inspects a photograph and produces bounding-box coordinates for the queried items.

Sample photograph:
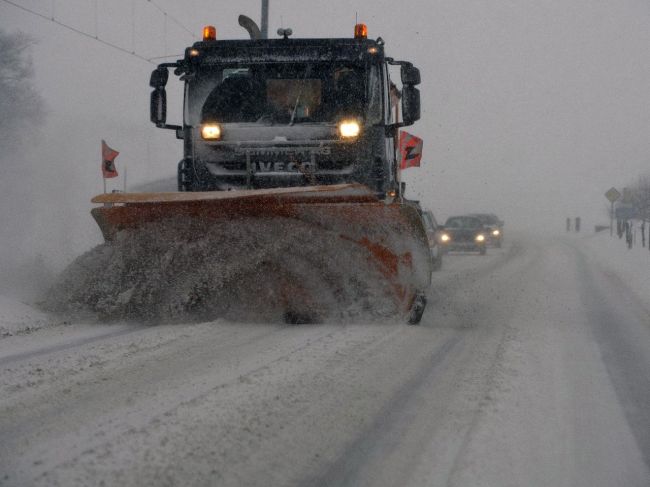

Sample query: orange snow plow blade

[90,184,431,320]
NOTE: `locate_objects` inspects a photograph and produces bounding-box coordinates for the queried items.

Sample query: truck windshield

[187,63,369,125]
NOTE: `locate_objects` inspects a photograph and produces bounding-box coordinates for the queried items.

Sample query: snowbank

[580,231,650,310]
[0,295,51,337]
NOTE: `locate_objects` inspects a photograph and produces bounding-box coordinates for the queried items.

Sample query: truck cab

[149,24,421,198]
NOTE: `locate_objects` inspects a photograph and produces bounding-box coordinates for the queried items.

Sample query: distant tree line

[0,28,45,157]
[627,173,650,223]
[0,28,46,267]
[614,172,650,250]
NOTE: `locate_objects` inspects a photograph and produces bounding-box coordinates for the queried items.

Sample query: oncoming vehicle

[439,216,488,255]
[468,213,504,247]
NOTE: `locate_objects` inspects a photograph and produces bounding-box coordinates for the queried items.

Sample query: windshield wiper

[289,67,311,126]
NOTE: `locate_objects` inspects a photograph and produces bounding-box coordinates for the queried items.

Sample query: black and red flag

[399,131,423,170]
[101,140,119,178]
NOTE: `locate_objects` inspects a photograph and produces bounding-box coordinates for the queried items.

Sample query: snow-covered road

[1,234,649,486]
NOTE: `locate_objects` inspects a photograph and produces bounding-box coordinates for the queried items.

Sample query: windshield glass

[471,214,499,225]
[445,216,482,229]
[186,63,369,125]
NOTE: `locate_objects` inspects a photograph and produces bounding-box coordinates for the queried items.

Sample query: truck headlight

[338,120,361,138]
[475,234,485,242]
[440,233,450,243]
[492,229,500,236]
[201,123,222,140]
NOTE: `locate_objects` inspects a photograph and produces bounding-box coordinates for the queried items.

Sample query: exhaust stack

[238,15,262,40]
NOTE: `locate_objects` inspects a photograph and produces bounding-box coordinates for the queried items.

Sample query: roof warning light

[203,25,217,41]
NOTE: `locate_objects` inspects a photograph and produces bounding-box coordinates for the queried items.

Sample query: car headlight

[492,229,500,236]
[338,120,361,138]
[201,123,222,140]
[440,233,450,243]
[475,234,485,242]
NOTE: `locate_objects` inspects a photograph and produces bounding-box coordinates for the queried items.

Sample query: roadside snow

[580,231,650,309]
[0,295,52,337]
[445,238,650,487]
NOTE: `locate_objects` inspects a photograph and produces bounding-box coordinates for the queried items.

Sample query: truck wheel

[284,311,318,325]
[479,246,487,255]
[408,292,427,325]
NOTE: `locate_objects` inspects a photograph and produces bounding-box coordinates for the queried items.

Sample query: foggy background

[1,0,649,282]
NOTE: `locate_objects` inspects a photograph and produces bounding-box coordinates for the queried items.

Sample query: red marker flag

[101,140,119,178]
[399,131,423,169]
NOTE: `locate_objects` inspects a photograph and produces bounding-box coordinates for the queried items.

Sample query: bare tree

[0,29,46,270]
[632,174,650,223]
[0,29,45,157]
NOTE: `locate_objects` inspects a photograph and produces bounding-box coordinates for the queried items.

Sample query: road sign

[615,205,638,220]
[605,187,621,203]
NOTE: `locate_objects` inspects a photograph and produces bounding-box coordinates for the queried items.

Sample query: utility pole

[261,0,269,39]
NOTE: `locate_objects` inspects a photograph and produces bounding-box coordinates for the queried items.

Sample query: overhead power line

[0,0,192,64]
[146,0,197,41]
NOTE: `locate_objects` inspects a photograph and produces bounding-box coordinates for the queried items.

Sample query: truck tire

[407,292,427,325]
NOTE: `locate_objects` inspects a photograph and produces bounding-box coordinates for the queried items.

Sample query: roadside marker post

[605,187,621,236]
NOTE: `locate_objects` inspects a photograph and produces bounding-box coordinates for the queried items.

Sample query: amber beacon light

[203,25,217,41]
[354,23,368,39]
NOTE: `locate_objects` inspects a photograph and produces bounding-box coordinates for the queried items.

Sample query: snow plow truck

[90,18,432,324]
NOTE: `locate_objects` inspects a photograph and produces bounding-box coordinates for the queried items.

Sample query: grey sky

[1,0,649,264]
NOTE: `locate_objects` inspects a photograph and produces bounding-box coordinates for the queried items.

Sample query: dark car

[422,209,443,271]
[439,216,488,255]
[468,213,504,247]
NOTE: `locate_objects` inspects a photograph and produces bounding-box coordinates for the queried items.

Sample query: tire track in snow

[307,237,541,487]
[305,333,463,487]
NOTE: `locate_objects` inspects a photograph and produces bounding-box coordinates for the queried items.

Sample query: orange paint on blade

[342,235,411,307]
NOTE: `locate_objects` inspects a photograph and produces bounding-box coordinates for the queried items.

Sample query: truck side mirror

[401,65,421,86]
[401,86,420,125]
[150,67,169,88]
[150,88,167,126]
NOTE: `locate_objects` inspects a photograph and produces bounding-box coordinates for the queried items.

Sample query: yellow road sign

[605,187,621,203]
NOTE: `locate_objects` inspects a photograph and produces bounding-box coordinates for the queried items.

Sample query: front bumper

[441,241,485,252]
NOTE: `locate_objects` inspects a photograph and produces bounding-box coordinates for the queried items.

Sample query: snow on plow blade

[89,184,431,322]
